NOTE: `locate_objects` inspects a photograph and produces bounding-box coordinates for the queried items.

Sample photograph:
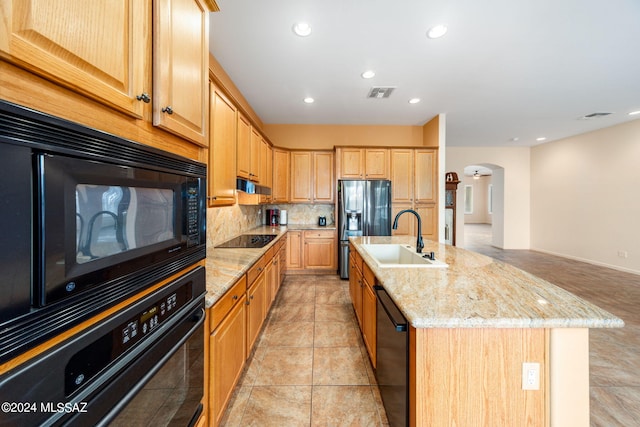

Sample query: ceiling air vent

[367,87,396,99]
[579,112,613,120]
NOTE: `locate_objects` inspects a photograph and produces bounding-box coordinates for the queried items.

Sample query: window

[488,184,493,214]
[464,185,473,214]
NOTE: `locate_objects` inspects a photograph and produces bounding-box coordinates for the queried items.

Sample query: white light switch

[522,362,540,390]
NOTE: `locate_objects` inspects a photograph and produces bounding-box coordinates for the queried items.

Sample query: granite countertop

[350,235,625,329]
[204,226,287,308]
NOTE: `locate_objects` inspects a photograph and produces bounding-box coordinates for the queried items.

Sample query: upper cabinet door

[154,0,210,146]
[0,0,149,118]
[414,149,437,203]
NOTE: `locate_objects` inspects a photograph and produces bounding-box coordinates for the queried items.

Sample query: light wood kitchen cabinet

[236,113,252,180]
[313,151,334,203]
[391,148,438,241]
[249,127,261,182]
[348,250,363,327]
[303,230,337,270]
[0,0,149,118]
[237,124,261,182]
[414,149,437,203]
[278,236,287,284]
[153,0,214,146]
[290,151,313,203]
[391,149,414,204]
[209,292,246,425]
[361,267,377,367]
[290,151,334,203]
[272,148,290,203]
[262,139,273,188]
[246,268,267,352]
[285,231,303,270]
[208,83,236,206]
[208,275,246,426]
[336,147,389,179]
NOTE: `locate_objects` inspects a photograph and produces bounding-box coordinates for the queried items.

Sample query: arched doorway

[461,163,504,250]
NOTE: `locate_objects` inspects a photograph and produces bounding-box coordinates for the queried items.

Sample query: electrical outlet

[522,362,540,390]
[618,250,628,259]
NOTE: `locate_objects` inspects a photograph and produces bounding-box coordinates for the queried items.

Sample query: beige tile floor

[220,225,640,426]
[220,274,389,426]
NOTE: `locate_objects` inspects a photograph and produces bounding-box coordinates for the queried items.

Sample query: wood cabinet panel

[414,149,437,203]
[208,84,236,206]
[272,148,290,203]
[304,237,335,269]
[313,151,334,203]
[413,328,546,426]
[339,148,365,179]
[391,149,414,203]
[246,271,266,351]
[236,113,251,180]
[290,151,312,203]
[249,127,261,182]
[153,0,210,146]
[209,293,246,426]
[1,0,148,118]
[286,231,302,270]
[362,277,377,367]
[364,148,389,179]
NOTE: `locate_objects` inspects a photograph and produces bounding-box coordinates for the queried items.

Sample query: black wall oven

[0,266,206,426]
[0,100,206,363]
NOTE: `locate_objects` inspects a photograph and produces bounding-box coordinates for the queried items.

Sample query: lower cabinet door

[246,272,267,351]
[362,282,377,367]
[209,295,246,426]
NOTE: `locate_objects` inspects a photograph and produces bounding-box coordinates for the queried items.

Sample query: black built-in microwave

[0,100,206,363]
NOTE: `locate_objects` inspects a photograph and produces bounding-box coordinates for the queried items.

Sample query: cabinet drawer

[303,230,335,239]
[363,262,375,289]
[247,256,267,286]
[210,275,247,333]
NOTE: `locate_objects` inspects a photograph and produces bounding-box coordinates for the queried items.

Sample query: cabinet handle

[161,106,174,115]
[207,196,217,200]
[232,295,238,300]
[136,92,151,103]
[257,267,263,272]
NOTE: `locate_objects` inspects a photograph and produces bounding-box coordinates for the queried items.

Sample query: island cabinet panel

[411,327,547,427]
[0,0,148,118]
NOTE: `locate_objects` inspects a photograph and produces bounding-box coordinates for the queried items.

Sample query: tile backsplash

[206,203,335,246]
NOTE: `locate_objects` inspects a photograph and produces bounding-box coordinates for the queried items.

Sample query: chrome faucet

[392,209,424,253]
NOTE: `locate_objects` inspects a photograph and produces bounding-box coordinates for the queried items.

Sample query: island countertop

[350,235,624,329]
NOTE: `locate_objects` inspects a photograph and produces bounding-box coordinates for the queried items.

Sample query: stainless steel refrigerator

[338,179,392,278]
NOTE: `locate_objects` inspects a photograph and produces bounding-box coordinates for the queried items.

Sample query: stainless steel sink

[360,244,448,268]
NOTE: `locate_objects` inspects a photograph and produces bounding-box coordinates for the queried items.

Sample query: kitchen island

[349,235,624,427]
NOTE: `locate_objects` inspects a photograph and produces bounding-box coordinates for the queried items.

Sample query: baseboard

[530,247,640,276]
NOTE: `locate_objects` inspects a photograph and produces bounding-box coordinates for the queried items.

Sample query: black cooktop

[215,234,277,249]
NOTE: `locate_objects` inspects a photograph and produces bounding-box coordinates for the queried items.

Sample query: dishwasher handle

[374,285,407,332]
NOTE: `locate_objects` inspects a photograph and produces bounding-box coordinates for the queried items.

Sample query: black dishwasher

[374,285,409,427]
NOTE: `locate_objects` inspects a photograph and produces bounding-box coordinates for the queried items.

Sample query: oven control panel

[64,283,192,396]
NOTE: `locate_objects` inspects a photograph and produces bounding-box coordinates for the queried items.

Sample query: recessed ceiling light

[292,22,312,37]
[629,110,640,116]
[536,137,547,142]
[509,137,520,142]
[408,98,421,104]
[427,24,448,39]
[361,70,376,79]
[303,97,314,104]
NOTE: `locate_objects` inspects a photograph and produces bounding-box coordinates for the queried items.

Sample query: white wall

[446,147,531,249]
[463,175,493,224]
[530,119,640,274]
